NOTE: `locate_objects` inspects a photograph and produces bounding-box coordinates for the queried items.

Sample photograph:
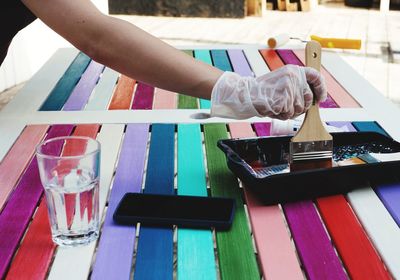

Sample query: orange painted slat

[108,75,136,110]
[293,50,360,108]
[228,123,303,280]
[6,125,100,280]
[259,49,285,69]
[0,125,48,211]
[153,88,177,109]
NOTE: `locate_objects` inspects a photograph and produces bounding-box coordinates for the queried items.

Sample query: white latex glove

[210,65,327,120]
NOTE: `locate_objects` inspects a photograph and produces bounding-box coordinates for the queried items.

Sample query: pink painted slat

[0,125,74,278]
[254,125,347,280]
[131,83,155,110]
[153,88,177,109]
[229,123,303,280]
[293,50,360,108]
[0,125,48,212]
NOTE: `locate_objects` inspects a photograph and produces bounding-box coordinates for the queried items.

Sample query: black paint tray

[218,132,400,204]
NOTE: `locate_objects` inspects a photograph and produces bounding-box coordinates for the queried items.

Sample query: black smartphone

[113,193,235,230]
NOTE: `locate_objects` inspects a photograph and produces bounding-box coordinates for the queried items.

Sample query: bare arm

[22,0,223,99]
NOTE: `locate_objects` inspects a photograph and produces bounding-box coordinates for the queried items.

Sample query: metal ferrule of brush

[290,140,333,162]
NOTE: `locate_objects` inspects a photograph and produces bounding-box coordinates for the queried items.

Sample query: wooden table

[0,45,399,280]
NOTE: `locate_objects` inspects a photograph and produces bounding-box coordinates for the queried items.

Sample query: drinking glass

[36,136,100,246]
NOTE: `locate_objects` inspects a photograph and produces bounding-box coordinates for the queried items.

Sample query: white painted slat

[85,68,119,110]
[321,51,400,141]
[48,124,124,280]
[243,48,270,76]
[21,108,371,126]
[347,187,400,278]
[0,49,78,117]
[0,119,27,161]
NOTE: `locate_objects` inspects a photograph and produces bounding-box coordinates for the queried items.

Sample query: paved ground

[1,3,399,110]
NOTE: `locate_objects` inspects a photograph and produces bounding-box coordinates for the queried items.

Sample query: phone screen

[114,193,235,229]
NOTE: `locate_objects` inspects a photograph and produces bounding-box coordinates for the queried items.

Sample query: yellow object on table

[310,35,361,50]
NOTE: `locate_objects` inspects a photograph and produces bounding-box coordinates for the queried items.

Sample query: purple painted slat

[0,125,74,278]
[91,123,149,280]
[254,125,347,280]
[63,61,105,111]
[131,83,155,110]
[283,202,347,280]
[276,49,337,109]
[227,49,254,77]
[253,123,271,136]
[375,182,400,226]
[327,122,357,132]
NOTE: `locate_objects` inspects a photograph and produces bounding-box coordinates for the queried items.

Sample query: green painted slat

[178,50,198,109]
[177,124,216,280]
[194,50,212,109]
[203,123,260,280]
[40,52,91,111]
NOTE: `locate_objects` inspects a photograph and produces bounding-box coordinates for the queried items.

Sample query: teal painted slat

[40,52,91,111]
[177,124,216,280]
[134,124,175,280]
[352,122,389,137]
[194,50,212,109]
[210,50,232,72]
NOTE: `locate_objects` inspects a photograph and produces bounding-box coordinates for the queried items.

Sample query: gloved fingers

[304,67,327,102]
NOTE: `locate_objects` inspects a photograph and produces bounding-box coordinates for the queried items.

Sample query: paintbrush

[289,41,333,172]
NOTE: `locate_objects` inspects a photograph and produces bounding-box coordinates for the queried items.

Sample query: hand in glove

[210,64,327,120]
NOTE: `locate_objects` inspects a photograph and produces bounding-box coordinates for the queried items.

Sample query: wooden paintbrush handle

[291,41,332,142]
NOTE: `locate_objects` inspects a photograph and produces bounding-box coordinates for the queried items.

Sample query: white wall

[0,0,108,92]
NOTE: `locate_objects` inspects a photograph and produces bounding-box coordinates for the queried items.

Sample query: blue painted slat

[352,122,389,137]
[177,124,216,280]
[194,50,212,109]
[40,52,91,111]
[211,50,232,72]
[134,124,175,280]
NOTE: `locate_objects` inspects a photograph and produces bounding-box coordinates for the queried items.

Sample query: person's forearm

[90,15,222,99]
[22,0,222,99]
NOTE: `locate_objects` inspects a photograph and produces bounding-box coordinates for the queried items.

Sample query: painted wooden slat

[352,121,400,226]
[230,122,303,280]
[5,125,98,280]
[345,121,400,277]
[48,124,124,280]
[203,124,259,280]
[108,75,136,110]
[347,187,400,277]
[210,50,232,72]
[134,124,175,280]
[275,49,338,108]
[177,124,216,280]
[91,124,149,280]
[227,49,254,77]
[178,50,198,109]
[131,83,155,110]
[0,121,26,161]
[253,122,271,136]
[292,50,360,108]
[85,68,119,110]
[316,195,391,279]
[0,125,48,211]
[0,49,78,115]
[62,61,105,110]
[352,121,389,136]
[312,121,390,279]
[243,48,271,76]
[0,125,73,279]
[153,88,177,109]
[40,52,91,111]
[254,125,347,280]
[194,50,212,109]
